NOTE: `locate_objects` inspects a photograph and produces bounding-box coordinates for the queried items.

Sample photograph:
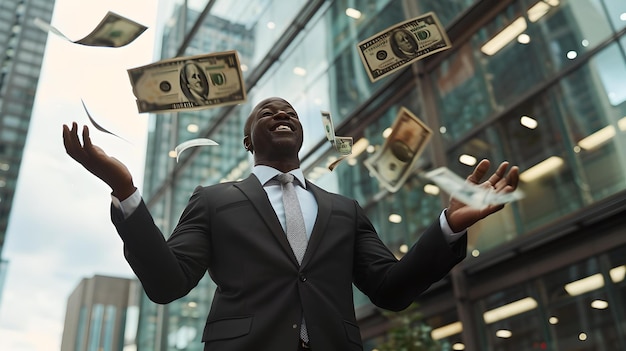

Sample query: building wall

[139,0,626,350]
[0,0,55,268]
[61,275,140,351]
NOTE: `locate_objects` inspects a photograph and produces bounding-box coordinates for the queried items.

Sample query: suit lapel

[234,174,299,265]
[301,181,332,267]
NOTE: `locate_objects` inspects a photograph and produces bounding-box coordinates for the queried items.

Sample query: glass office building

[138,0,626,350]
[61,275,141,351]
[0,0,55,304]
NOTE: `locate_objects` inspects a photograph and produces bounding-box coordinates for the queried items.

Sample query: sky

[0,0,167,349]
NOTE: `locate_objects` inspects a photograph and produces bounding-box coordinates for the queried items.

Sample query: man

[62,97,519,351]
[180,61,210,105]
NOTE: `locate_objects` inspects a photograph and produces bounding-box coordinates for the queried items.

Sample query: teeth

[276,125,291,131]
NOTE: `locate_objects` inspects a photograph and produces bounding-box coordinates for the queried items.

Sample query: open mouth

[271,123,294,132]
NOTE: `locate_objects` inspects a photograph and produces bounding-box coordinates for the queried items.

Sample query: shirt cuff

[111,189,142,220]
[439,209,467,244]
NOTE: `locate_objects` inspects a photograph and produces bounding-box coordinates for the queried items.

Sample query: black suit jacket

[111,174,466,351]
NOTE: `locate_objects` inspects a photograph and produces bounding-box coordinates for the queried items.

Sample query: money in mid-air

[364,107,432,192]
[321,111,353,170]
[33,11,147,48]
[320,111,352,154]
[321,111,337,144]
[357,12,451,82]
[128,51,246,113]
[174,138,219,162]
[81,99,129,142]
[423,167,525,209]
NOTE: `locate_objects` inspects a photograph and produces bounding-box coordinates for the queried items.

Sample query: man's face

[248,97,303,160]
[394,31,415,52]
[186,64,205,94]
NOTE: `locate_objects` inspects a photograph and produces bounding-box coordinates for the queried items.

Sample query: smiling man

[62,96,519,351]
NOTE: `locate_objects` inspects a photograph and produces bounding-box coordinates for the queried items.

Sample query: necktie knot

[276,173,294,185]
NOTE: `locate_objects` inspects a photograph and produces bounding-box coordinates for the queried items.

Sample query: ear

[243,135,253,153]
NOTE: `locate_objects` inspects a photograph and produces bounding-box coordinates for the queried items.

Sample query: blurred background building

[60,274,141,351]
[136,0,626,350]
[0,0,56,305]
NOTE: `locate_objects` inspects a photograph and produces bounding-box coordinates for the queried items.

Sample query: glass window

[89,304,105,351]
[599,0,626,33]
[103,305,117,351]
[542,255,625,350]
[0,128,20,142]
[470,244,626,350]
[417,0,479,26]
[431,43,493,143]
[442,36,626,242]
[476,285,545,350]
[435,0,622,145]
[75,306,88,350]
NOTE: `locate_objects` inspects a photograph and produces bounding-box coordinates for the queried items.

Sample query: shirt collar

[253,165,306,189]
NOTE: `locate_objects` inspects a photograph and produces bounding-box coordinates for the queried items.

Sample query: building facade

[138,0,626,350]
[0,0,55,305]
[61,275,141,351]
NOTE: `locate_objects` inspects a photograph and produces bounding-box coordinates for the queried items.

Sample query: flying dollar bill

[128,51,246,113]
[364,107,432,192]
[357,12,451,82]
[80,99,129,142]
[33,11,147,48]
[321,111,337,144]
[321,111,352,153]
[335,136,353,155]
[423,167,525,209]
[321,111,353,170]
[175,138,219,162]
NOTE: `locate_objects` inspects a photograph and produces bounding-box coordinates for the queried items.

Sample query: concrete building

[0,0,56,305]
[61,275,141,351]
[135,0,626,350]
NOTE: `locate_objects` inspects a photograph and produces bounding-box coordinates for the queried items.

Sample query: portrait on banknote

[180,61,211,106]
[389,28,420,60]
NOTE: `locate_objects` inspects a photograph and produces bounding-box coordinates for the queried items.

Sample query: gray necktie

[276,173,308,263]
[276,173,309,342]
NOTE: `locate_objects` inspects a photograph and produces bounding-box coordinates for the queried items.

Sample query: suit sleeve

[111,189,211,304]
[351,201,466,311]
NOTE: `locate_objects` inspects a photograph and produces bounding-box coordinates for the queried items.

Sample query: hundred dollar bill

[357,12,451,82]
[128,51,246,113]
[364,107,432,192]
[33,11,147,48]
[423,167,525,209]
[175,138,219,162]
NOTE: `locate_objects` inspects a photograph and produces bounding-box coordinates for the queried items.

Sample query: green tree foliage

[374,303,442,351]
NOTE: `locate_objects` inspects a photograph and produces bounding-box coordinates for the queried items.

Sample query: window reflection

[467,246,626,351]
[442,37,626,239]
